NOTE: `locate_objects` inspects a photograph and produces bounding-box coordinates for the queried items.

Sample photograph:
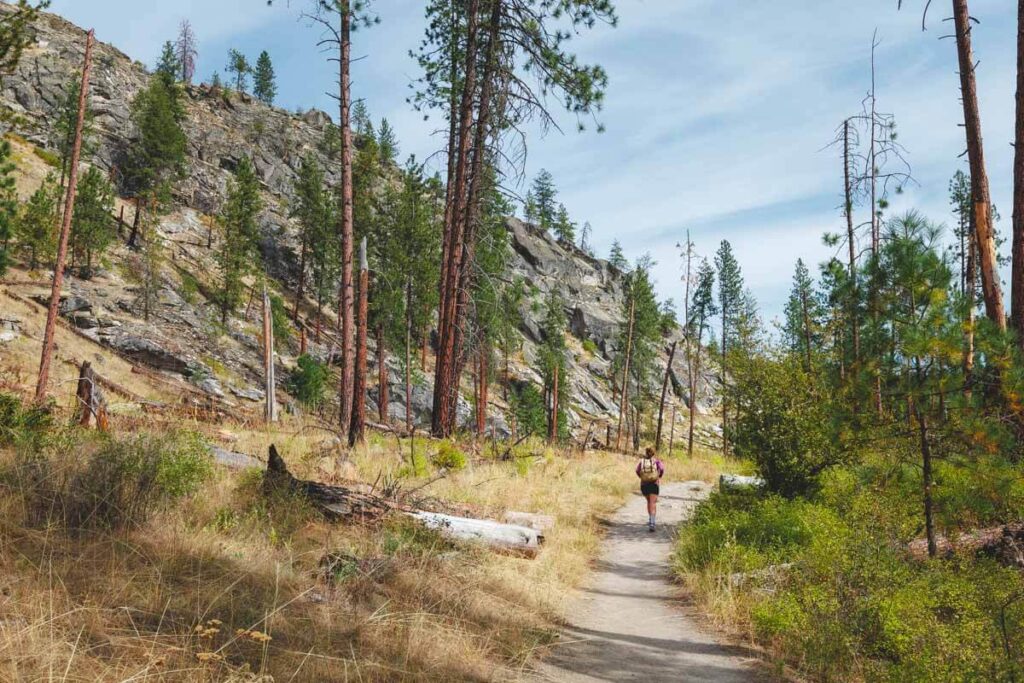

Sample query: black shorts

[640,481,660,497]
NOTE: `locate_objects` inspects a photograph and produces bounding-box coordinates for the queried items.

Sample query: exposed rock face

[0,6,717,438]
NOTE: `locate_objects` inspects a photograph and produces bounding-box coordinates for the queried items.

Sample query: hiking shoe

[648,524,656,533]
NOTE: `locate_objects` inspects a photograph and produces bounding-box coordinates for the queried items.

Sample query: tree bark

[338,3,356,435]
[964,229,977,397]
[348,238,368,446]
[914,403,937,558]
[688,322,704,457]
[549,362,559,443]
[616,298,635,451]
[128,196,142,248]
[655,341,677,451]
[262,287,277,423]
[377,323,388,424]
[35,31,93,404]
[293,229,308,322]
[954,0,1007,330]
[1013,0,1024,344]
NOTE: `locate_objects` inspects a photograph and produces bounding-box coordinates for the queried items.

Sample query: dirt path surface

[526,481,764,682]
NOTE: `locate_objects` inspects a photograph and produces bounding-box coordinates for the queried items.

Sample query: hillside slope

[0,5,718,441]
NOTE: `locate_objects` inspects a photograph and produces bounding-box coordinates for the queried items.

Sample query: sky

[49,0,1021,327]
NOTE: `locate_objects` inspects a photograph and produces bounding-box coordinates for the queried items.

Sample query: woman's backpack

[638,457,659,483]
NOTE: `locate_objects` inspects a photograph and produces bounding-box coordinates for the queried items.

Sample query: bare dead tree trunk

[349,238,368,446]
[655,341,678,451]
[914,401,937,558]
[35,31,94,404]
[668,404,677,455]
[844,119,861,367]
[964,229,977,398]
[338,4,356,435]
[615,298,635,451]
[689,319,705,457]
[954,0,1007,331]
[262,287,277,423]
[549,362,559,443]
[1014,0,1024,345]
[128,196,142,248]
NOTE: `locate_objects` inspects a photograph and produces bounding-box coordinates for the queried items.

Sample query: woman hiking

[636,447,664,532]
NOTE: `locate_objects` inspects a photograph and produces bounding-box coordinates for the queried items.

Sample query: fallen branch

[908,523,1024,568]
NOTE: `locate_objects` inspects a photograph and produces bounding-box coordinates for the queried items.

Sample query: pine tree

[523,191,538,223]
[687,258,717,455]
[14,173,59,271]
[530,169,558,231]
[553,203,575,244]
[614,256,663,447]
[0,138,18,275]
[122,75,187,247]
[70,167,115,279]
[216,157,263,323]
[352,100,373,138]
[210,71,223,90]
[377,118,398,163]
[0,1,50,76]
[715,240,744,455]
[538,290,570,441]
[156,41,180,85]
[783,258,822,370]
[609,239,628,272]
[253,50,276,104]
[291,155,329,320]
[54,75,95,187]
[226,49,250,93]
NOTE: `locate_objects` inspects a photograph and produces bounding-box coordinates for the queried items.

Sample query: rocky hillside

[0,6,718,441]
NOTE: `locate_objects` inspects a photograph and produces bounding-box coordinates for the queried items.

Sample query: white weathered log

[719,474,766,492]
[503,511,556,532]
[410,511,543,553]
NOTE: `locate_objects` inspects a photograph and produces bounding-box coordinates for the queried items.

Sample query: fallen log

[503,511,555,532]
[719,474,766,492]
[263,445,544,555]
[908,523,1024,568]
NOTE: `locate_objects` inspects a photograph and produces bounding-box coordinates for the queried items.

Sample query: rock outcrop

[0,6,718,438]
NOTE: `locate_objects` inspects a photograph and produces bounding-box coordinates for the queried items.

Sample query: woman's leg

[647,494,658,517]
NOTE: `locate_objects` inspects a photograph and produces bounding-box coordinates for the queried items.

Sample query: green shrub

[32,145,60,167]
[510,383,546,438]
[0,392,52,447]
[287,354,328,408]
[269,292,292,344]
[431,440,467,471]
[13,431,212,533]
[582,339,599,355]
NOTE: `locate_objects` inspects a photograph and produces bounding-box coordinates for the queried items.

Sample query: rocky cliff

[0,6,718,441]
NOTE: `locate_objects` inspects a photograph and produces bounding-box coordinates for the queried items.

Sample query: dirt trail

[527,481,764,682]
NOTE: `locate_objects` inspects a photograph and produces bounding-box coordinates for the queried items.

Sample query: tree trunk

[262,287,278,423]
[964,229,977,397]
[377,324,388,424]
[128,195,142,248]
[954,0,1007,330]
[800,288,814,371]
[616,298,636,451]
[655,341,678,451]
[549,362,559,443]
[338,4,356,435]
[1013,0,1024,344]
[668,405,677,456]
[35,31,93,404]
[914,403,937,558]
[432,0,481,438]
[293,230,307,322]
[348,239,368,446]
[844,119,861,367]
[689,325,704,457]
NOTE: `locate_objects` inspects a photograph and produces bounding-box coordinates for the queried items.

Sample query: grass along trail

[528,480,765,682]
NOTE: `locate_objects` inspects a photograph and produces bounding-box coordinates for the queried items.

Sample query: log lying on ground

[262,445,545,555]
[719,474,766,492]
[412,511,543,555]
[503,511,556,532]
[908,523,1024,568]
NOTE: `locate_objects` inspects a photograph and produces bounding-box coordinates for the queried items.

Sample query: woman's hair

[644,447,655,458]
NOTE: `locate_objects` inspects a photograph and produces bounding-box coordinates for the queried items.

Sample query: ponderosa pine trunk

[1013,0,1024,345]
[844,119,861,367]
[36,31,93,403]
[348,239,368,446]
[688,318,705,457]
[954,0,1007,331]
[377,324,388,424]
[655,341,677,452]
[338,3,356,435]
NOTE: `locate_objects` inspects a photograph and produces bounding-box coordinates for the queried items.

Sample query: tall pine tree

[253,50,276,104]
[216,157,263,323]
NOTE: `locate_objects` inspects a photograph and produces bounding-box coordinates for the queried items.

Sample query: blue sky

[50,0,1020,326]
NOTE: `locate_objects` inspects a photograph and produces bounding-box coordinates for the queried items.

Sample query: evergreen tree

[54,74,95,187]
[216,157,263,323]
[530,169,558,231]
[210,71,223,90]
[614,255,663,445]
[687,258,717,454]
[783,258,822,369]
[523,191,538,223]
[253,50,276,104]
[352,123,380,246]
[226,49,250,93]
[715,239,744,455]
[609,239,628,272]
[70,167,116,278]
[352,100,373,139]
[538,290,570,440]
[0,1,49,76]
[0,138,16,277]
[553,203,575,244]
[156,41,180,85]
[377,118,398,163]
[14,173,59,271]
[122,75,187,247]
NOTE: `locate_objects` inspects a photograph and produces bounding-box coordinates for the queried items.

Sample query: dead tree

[35,31,94,403]
[75,360,107,430]
[262,287,278,423]
[1013,0,1024,346]
[654,341,677,451]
